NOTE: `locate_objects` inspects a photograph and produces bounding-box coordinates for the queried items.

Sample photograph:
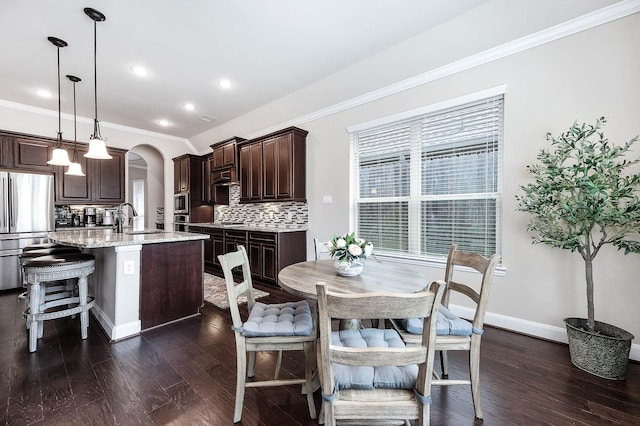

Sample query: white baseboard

[450,305,639,362]
[91,306,141,341]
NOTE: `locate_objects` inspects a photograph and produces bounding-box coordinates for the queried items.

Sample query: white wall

[192,1,640,354]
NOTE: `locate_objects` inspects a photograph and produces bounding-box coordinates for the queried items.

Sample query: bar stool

[18,246,82,311]
[23,253,96,352]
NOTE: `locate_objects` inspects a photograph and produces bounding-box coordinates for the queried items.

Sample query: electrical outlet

[123,260,135,275]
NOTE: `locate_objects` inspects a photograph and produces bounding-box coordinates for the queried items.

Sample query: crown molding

[248,0,640,138]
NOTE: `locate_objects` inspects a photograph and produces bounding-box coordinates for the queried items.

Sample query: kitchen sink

[125,230,166,235]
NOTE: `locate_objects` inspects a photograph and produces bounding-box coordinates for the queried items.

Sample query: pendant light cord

[57,45,63,147]
[72,79,78,162]
[92,19,100,139]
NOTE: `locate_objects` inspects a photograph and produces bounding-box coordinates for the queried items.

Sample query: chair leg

[248,351,256,378]
[440,350,449,377]
[274,350,282,380]
[303,341,317,419]
[324,401,336,426]
[234,338,247,423]
[469,341,483,419]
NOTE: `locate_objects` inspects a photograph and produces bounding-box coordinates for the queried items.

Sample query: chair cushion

[331,328,418,390]
[241,300,313,337]
[403,305,473,336]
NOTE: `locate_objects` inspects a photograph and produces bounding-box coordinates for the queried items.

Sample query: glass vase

[334,258,365,277]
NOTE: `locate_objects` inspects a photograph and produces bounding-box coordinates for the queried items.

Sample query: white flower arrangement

[327,232,373,263]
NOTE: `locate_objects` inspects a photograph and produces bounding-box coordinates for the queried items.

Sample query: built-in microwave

[174,192,189,214]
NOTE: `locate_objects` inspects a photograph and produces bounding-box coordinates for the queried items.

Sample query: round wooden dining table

[278,259,431,299]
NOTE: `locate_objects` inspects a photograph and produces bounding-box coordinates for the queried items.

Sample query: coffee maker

[84,207,97,227]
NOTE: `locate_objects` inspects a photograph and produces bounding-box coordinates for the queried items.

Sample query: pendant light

[47,36,72,166]
[65,75,85,176]
[84,7,112,160]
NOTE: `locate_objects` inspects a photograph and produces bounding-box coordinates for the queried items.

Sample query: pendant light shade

[65,74,85,176]
[47,36,72,166]
[84,7,112,160]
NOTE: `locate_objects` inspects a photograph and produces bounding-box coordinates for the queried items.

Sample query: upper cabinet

[210,136,244,185]
[0,134,12,167]
[14,138,53,172]
[53,143,126,204]
[238,127,307,203]
[172,154,203,197]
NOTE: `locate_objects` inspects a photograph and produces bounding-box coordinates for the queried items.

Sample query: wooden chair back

[316,280,446,425]
[313,238,331,260]
[217,245,256,334]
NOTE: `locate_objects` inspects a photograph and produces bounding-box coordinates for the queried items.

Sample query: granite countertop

[186,222,307,233]
[48,228,208,249]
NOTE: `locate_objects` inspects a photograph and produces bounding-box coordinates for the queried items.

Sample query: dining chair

[218,245,317,423]
[316,280,446,426]
[313,238,331,260]
[391,244,500,420]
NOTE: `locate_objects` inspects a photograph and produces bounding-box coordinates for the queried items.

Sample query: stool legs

[78,275,89,340]
[28,280,41,353]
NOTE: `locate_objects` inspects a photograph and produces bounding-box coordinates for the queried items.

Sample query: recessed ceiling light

[36,89,52,98]
[157,119,171,127]
[131,66,148,77]
[218,79,232,89]
[183,103,196,111]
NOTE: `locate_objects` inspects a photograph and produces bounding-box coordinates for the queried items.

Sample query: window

[350,89,503,261]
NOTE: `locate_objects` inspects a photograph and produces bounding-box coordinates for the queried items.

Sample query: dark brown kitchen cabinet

[172,154,203,197]
[173,156,189,193]
[189,226,223,272]
[14,138,52,172]
[0,134,12,167]
[53,145,126,204]
[224,229,248,255]
[239,127,307,203]
[212,138,238,170]
[239,143,263,202]
[247,230,306,286]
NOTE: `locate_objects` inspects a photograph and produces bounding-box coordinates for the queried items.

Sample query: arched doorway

[127,145,164,229]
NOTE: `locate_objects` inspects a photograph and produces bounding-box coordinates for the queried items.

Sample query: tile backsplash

[214,186,308,226]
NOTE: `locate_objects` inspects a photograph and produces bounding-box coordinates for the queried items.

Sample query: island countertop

[48,228,208,249]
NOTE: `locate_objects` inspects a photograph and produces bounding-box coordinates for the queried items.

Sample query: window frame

[348,86,506,272]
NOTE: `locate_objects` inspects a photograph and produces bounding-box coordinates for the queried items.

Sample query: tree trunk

[585,257,595,332]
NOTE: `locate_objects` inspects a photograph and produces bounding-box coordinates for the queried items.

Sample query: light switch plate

[322,195,333,204]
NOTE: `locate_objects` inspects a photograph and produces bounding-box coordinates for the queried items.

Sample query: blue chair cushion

[241,300,313,337]
[403,305,473,336]
[331,328,418,390]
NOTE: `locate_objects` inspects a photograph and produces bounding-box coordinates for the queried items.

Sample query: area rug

[203,273,269,309]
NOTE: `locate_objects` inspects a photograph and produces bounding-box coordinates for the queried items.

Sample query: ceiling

[2,0,487,140]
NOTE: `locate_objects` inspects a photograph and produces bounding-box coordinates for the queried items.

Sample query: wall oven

[173,214,189,232]
[174,192,189,214]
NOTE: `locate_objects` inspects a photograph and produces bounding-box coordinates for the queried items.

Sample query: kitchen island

[48,228,208,341]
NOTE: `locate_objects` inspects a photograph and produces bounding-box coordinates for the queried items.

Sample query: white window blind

[351,93,503,259]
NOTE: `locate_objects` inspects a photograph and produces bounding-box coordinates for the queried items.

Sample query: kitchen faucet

[115,202,138,233]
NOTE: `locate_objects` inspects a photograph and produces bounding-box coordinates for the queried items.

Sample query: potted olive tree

[516,117,640,380]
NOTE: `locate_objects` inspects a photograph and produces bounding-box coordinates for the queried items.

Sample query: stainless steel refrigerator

[0,172,54,290]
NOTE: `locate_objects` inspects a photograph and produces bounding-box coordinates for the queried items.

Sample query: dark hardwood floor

[1,284,639,425]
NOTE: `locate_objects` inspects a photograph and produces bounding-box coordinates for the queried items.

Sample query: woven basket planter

[564,317,634,380]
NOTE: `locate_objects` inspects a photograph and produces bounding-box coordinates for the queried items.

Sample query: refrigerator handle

[1,177,7,230]
[8,177,14,229]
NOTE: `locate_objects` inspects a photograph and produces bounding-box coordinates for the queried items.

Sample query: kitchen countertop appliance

[102,208,116,226]
[84,207,96,227]
[1,172,54,290]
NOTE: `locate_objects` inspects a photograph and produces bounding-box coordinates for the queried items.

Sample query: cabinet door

[212,146,224,169]
[202,155,213,203]
[240,144,262,202]
[0,134,12,167]
[92,149,125,204]
[248,241,263,280]
[212,232,225,269]
[13,138,52,171]
[55,143,91,203]
[262,137,277,200]
[249,143,262,201]
[223,142,236,167]
[261,243,277,282]
[173,159,181,193]
[276,134,294,199]
[179,158,189,192]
